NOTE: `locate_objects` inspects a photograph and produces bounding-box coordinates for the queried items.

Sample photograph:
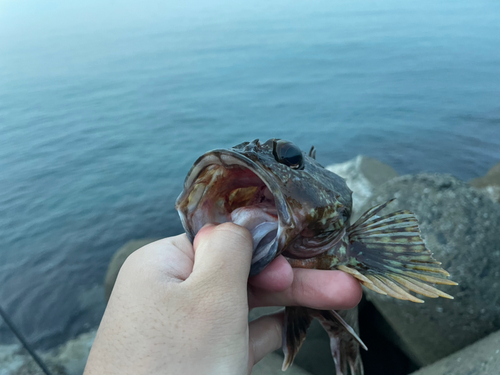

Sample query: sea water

[1,0,499,348]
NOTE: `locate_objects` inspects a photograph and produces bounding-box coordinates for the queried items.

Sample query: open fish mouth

[176,150,292,276]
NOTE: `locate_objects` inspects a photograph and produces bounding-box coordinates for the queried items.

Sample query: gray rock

[47,330,96,375]
[12,359,66,375]
[104,239,158,301]
[0,345,30,375]
[326,155,398,218]
[360,174,500,366]
[0,330,96,375]
[410,330,500,375]
[470,161,500,203]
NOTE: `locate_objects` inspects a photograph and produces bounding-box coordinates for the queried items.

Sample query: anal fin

[313,309,365,375]
[282,307,366,374]
[313,310,367,351]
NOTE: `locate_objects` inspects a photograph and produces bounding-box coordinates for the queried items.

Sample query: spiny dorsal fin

[308,146,316,159]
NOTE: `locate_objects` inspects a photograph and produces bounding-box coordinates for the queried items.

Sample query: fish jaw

[176,139,355,275]
[175,149,295,275]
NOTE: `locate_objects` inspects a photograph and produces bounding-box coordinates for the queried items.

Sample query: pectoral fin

[340,200,457,302]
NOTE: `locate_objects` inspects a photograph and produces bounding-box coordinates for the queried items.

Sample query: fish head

[175,139,352,276]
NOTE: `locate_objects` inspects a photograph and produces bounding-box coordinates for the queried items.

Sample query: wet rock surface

[360,174,500,366]
[327,155,399,218]
[104,238,158,300]
[470,161,500,203]
[0,330,95,375]
[410,330,500,375]
[10,359,66,375]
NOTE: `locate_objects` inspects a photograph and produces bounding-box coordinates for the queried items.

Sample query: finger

[248,255,293,293]
[192,223,216,249]
[190,223,253,292]
[249,312,284,366]
[249,269,362,310]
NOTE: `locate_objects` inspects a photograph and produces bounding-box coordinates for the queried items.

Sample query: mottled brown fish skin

[230,139,353,259]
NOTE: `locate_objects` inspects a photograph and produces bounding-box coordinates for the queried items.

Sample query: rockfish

[175,139,456,375]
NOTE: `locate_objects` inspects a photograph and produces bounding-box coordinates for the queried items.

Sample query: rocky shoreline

[2,157,499,375]
[0,331,95,375]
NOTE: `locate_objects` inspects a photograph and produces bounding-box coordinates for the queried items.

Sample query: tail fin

[282,307,366,375]
[338,199,457,302]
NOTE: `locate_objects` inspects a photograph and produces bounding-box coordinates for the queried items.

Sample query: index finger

[248,268,362,310]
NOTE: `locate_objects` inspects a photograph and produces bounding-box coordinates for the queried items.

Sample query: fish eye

[273,140,304,170]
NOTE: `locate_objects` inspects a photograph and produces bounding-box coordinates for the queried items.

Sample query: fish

[175,139,456,375]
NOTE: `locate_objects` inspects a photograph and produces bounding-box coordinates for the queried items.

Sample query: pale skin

[84,223,362,375]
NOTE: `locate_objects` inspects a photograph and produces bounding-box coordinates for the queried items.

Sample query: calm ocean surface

[1,0,500,348]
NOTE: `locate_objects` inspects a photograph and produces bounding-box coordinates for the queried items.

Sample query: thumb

[190,223,254,292]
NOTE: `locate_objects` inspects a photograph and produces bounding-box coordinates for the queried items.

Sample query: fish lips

[176,149,293,276]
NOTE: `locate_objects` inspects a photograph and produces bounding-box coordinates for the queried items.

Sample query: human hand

[84,223,361,375]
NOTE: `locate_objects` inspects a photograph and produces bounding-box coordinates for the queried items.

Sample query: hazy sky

[3,0,489,41]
